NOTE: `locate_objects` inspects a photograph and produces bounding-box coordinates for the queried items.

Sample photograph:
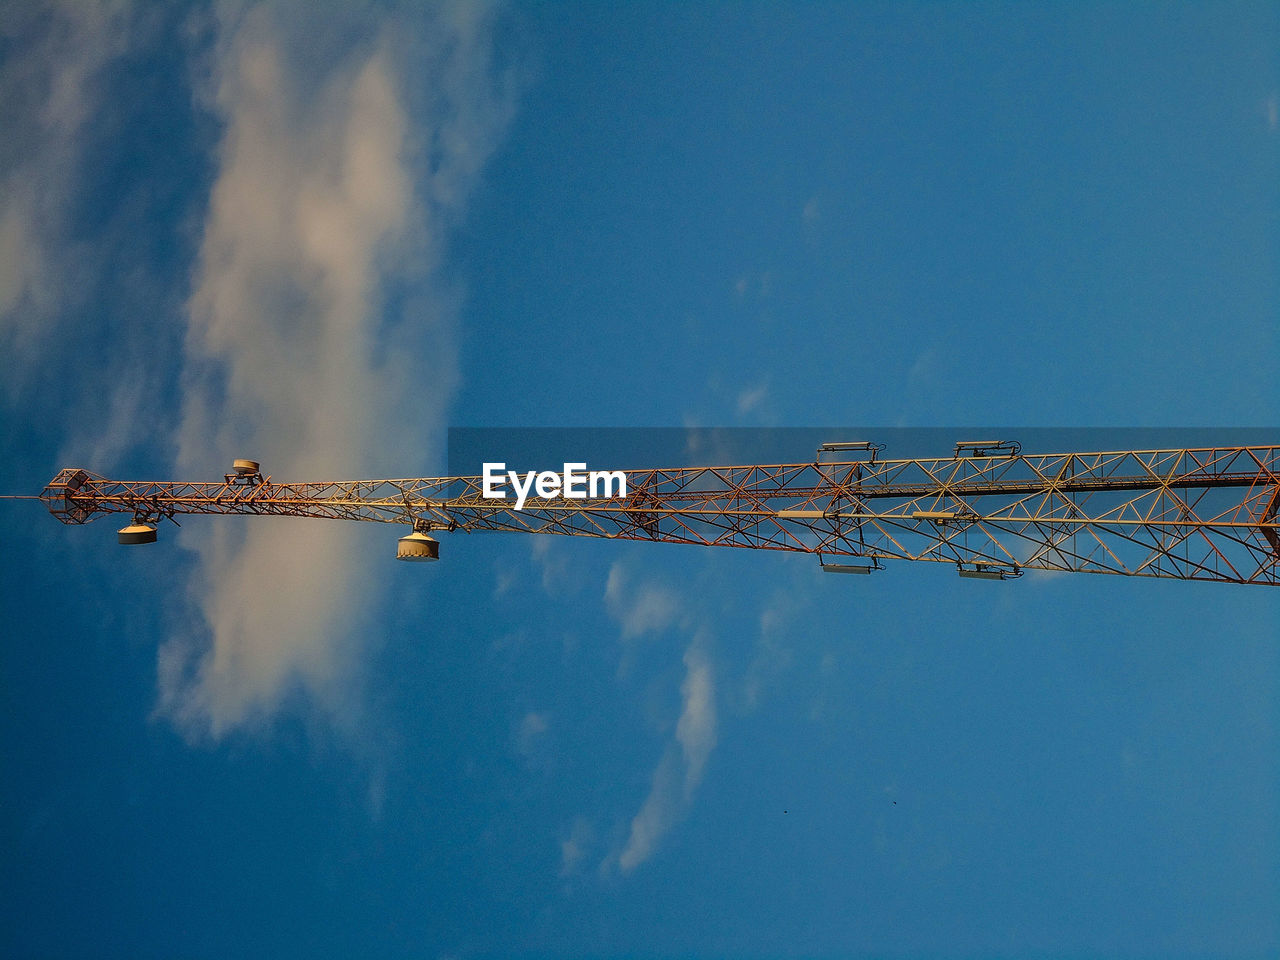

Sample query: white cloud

[674,645,716,793]
[559,817,594,878]
[616,640,717,873]
[0,4,207,475]
[516,711,549,757]
[616,751,681,874]
[530,535,574,595]
[492,564,517,597]
[741,602,796,712]
[158,2,513,740]
[604,562,680,640]
[0,0,133,388]
[736,381,769,417]
[158,518,369,737]
[599,564,720,872]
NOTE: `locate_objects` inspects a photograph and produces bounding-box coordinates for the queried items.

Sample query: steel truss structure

[41,445,1280,585]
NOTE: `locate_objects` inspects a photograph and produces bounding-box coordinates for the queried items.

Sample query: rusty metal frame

[41,446,1280,584]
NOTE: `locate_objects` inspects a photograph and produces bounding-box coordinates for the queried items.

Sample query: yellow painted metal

[117,523,157,545]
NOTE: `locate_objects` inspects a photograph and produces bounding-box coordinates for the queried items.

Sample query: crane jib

[38,445,1280,585]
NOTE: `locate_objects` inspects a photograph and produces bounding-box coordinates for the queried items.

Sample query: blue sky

[1,2,1278,957]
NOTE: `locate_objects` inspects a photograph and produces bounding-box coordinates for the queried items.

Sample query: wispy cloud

[0,3,227,481]
[530,535,576,596]
[741,604,795,712]
[516,710,549,758]
[675,644,716,789]
[158,2,514,740]
[600,561,718,872]
[732,270,773,302]
[0,2,129,340]
[736,380,769,417]
[616,640,716,873]
[559,816,595,879]
[0,1,141,421]
[604,562,680,640]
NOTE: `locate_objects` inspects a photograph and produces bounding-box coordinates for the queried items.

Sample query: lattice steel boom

[40,444,1280,585]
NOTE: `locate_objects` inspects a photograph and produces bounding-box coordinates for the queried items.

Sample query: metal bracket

[816,440,884,463]
[954,439,1021,459]
[819,554,882,574]
[957,562,1021,580]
